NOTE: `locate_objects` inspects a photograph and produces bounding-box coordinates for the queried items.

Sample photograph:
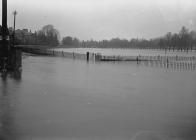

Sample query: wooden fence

[21,48,196,61]
[20,48,196,70]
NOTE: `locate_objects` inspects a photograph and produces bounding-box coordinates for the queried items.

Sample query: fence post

[136,56,138,62]
[86,52,89,61]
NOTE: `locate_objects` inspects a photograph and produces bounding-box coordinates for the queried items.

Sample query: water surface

[0,55,196,140]
[54,48,196,57]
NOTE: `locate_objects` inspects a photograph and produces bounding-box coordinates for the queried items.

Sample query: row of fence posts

[22,48,102,61]
[139,59,196,71]
[96,54,196,62]
[22,48,196,66]
[37,49,196,61]
[21,48,196,61]
[163,48,196,53]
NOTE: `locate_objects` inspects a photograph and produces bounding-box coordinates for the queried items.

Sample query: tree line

[11,25,196,50]
[13,25,59,46]
[61,26,196,50]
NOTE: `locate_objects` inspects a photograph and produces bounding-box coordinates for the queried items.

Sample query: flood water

[0,54,196,140]
[54,48,196,57]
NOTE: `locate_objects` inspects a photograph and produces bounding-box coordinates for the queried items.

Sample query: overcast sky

[1,0,196,40]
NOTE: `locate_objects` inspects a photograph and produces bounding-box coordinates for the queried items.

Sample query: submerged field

[0,53,196,140]
[54,48,196,57]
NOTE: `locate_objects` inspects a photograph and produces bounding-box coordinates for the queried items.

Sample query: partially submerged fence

[21,48,196,61]
[20,48,196,70]
[21,48,103,61]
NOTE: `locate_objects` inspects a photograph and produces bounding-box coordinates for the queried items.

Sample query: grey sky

[1,0,196,40]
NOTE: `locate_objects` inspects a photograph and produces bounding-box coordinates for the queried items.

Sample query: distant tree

[72,38,80,46]
[62,36,73,46]
[158,38,165,49]
[179,26,190,50]
[41,25,60,40]
[38,25,60,46]
[165,32,172,49]
[171,33,180,50]
[190,30,196,50]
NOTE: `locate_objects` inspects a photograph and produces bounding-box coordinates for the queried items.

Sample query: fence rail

[20,47,196,71]
[20,48,196,61]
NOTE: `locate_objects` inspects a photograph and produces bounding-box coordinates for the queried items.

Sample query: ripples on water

[0,55,196,140]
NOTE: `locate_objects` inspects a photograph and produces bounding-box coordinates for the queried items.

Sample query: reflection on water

[138,61,196,71]
[0,56,196,140]
[1,71,22,81]
[0,70,21,140]
[100,60,196,71]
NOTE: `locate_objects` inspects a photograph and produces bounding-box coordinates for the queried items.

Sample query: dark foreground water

[0,55,196,140]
